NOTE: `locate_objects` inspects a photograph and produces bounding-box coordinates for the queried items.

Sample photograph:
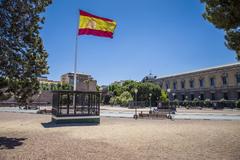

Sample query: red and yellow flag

[78,10,117,38]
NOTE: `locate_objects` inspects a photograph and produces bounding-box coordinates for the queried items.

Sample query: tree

[0,77,11,100]
[236,100,240,108]
[0,0,52,106]
[201,0,240,60]
[107,80,161,107]
[119,91,133,106]
[160,90,168,103]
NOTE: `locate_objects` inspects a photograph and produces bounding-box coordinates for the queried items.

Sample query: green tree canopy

[201,0,240,60]
[160,90,168,103]
[119,91,133,106]
[0,0,52,106]
[107,80,163,106]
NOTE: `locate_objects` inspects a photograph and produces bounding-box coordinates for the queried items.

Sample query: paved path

[0,107,38,114]
[173,113,240,120]
[1,106,240,120]
[100,110,240,120]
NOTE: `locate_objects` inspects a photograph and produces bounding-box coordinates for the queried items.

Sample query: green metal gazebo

[52,90,100,124]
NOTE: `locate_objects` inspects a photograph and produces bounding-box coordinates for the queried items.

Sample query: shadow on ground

[0,137,27,150]
[41,121,99,128]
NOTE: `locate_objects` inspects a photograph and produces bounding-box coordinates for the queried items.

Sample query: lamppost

[134,88,138,119]
[172,93,176,100]
[99,87,103,106]
[149,93,152,111]
[185,95,188,108]
[167,88,171,107]
[172,92,176,108]
[185,95,188,103]
[198,95,201,107]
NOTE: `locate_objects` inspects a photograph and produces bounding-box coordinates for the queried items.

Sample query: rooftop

[62,72,91,76]
[157,62,240,79]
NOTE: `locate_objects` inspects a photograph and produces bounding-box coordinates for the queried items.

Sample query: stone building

[61,72,97,91]
[37,76,60,85]
[154,63,240,101]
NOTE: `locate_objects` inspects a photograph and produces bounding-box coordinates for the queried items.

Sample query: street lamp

[167,89,171,107]
[134,88,138,119]
[99,87,103,106]
[172,92,176,108]
[172,93,176,99]
[198,95,201,107]
[149,93,152,111]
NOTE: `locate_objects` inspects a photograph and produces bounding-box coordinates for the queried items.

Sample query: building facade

[37,76,60,85]
[154,63,240,101]
[61,72,97,91]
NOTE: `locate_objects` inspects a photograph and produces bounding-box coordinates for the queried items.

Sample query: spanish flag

[78,10,117,38]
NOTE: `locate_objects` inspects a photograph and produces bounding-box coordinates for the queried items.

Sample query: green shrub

[183,99,189,108]
[193,98,199,107]
[235,100,240,108]
[219,98,226,108]
[204,99,211,107]
[172,99,179,107]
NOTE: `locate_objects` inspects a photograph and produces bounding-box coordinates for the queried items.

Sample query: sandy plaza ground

[0,112,240,160]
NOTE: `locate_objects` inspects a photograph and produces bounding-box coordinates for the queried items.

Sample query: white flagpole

[73,10,80,109]
[74,10,80,91]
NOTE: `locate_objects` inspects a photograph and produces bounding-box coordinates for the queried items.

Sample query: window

[210,77,215,87]
[190,94,194,100]
[222,76,227,85]
[199,79,204,88]
[200,94,204,100]
[236,73,240,84]
[173,82,177,90]
[223,92,228,100]
[69,79,74,85]
[189,80,194,88]
[211,93,215,100]
[238,92,240,99]
[165,83,169,89]
[181,81,185,89]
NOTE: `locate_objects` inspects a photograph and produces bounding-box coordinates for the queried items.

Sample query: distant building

[111,80,127,85]
[142,73,157,83]
[37,76,60,85]
[61,72,97,91]
[152,63,240,101]
[37,76,61,91]
[37,76,61,85]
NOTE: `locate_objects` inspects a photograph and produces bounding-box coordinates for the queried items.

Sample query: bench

[138,109,173,119]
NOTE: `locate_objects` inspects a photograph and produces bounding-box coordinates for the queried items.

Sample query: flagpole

[73,10,80,109]
[74,10,80,91]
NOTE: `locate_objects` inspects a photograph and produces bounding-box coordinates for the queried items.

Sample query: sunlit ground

[0,112,240,160]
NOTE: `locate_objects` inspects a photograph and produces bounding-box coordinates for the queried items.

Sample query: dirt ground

[0,112,240,160]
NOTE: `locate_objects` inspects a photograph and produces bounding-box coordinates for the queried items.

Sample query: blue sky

[41,0,236,85]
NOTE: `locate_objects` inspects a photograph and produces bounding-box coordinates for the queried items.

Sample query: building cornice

[156,62,240,80]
